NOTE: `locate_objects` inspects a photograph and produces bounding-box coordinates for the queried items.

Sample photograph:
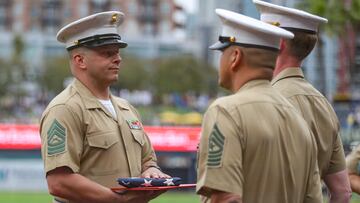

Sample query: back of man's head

[285,31,317,61]
[253,0,327,62]
[242,47,279,69]
[209,9,293,69]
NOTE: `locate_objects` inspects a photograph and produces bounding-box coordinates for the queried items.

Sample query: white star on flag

[163,178,175,186]
[121,181,131,186]
[141,179,153,187]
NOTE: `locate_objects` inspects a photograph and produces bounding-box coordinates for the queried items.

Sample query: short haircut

[240,47,279,69]
[67,47,89,75]
[68,46,88,58]
[285,30,318,61]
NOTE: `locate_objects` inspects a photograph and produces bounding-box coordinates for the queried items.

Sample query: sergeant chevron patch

[47,119,66,156]
[207,124,225,167]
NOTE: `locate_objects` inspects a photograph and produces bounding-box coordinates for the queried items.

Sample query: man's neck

[231,67,273,92]
[274,55,302,77]
[77,76,111,100]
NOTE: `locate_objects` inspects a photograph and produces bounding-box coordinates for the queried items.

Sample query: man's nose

[113,54,121,65]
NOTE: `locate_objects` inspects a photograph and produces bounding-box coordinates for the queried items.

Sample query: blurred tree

[298,0,347,97]
[152,55,217,97]
[0,60,11,96]
[8,35,28,108]
[350,0,360,22]
[114,54,150,90]
[12,35,26,76]
[300,0,347,35]
[39,56,71,94]
[347,0,360,95]
[299,0,360,96]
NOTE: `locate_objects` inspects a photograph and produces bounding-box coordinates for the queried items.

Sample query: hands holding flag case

[117,177,182,188]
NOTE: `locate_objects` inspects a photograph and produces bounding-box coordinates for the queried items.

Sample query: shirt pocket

[87,131,119,149]
[130,130,145,146]
[84,131,121,176]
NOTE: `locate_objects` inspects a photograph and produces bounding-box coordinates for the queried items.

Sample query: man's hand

[137,167,172,202]
[141,167,171,179]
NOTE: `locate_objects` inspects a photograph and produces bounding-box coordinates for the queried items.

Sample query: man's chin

[107,76,118,85]
[219,81,230,91]
[218,80,226,89]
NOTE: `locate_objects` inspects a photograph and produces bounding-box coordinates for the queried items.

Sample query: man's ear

[279,39,286,54]
[73,53,86,70]
[230,47,242,71]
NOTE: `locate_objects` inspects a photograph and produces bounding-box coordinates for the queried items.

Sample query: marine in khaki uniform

[254,1,351,202]
[346,145,360,194]
[196,9,322,203]
[40,11,169,203]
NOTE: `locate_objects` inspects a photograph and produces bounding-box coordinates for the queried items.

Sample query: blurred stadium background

[0,0,360,202]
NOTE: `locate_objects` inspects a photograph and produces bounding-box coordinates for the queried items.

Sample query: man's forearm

[47,168,121,203]
[210,191,242,203]
[324,170,352,203]
[47,167,159,203]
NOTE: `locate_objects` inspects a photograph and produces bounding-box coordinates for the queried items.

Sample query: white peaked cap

[210,9,294,51]
[56,11,127,50]
[253,0,328,34]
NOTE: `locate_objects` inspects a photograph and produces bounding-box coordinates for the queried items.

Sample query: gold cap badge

[111,14,118,24]
[267,21,280,27]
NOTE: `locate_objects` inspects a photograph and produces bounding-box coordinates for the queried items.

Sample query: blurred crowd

[0,89,217,125]
[118,89,212,111]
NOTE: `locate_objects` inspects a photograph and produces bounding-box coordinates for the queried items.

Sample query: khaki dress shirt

[40,79,158,202]
[272,68,346,178]
[197,80,322,203]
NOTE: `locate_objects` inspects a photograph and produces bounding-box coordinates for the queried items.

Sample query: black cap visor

[67,34,128,50]
[209,35,279,52]
[209,41,231,50]
[83,38,128,49]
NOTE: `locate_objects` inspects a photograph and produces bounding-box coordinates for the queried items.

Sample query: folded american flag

[117,177,182,188]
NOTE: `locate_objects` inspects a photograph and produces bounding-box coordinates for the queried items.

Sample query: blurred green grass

[0,192,52,203]
[0,192,359,203]
[151,192,198,203]
[0,191,199,203]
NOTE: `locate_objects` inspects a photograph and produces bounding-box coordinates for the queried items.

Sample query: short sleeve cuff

[45,162,80,175]
[197,177,243,198]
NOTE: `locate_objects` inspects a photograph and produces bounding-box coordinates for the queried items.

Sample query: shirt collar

[110,95,130,110]
[271,67,304,85]
[71,78,129,110]
[71,79,101,109]
[235,79,271,94]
